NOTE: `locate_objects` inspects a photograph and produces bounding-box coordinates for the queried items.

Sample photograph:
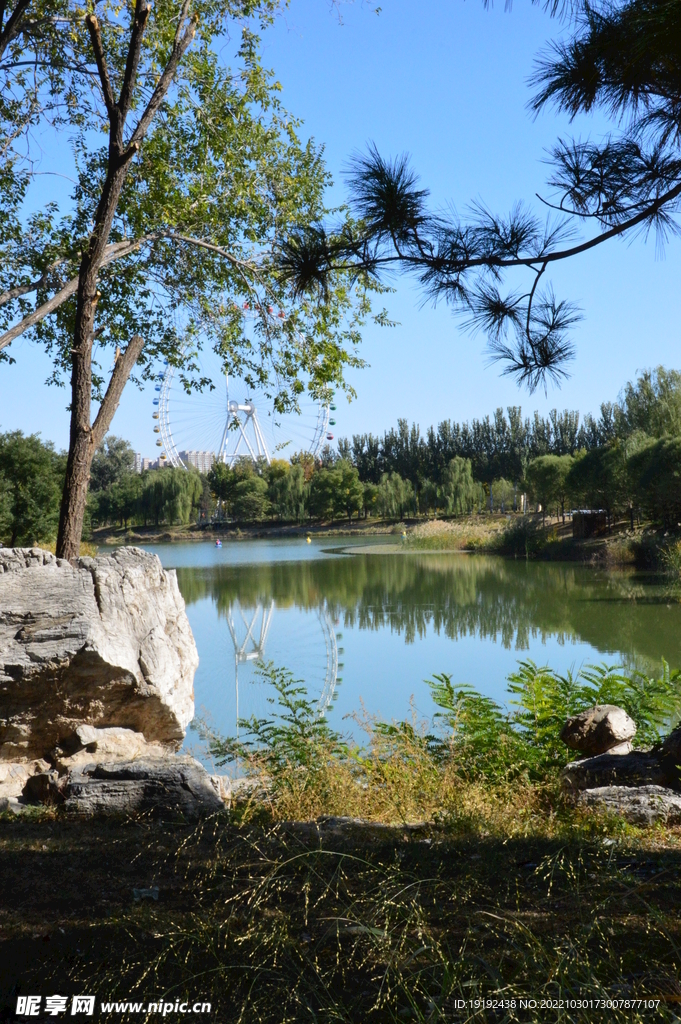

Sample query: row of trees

[4,366,681,545]
[339,369,681,491]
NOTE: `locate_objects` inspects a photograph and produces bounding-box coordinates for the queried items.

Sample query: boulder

[561,750,670,793]
[560,705,636,757]
[0,547,198,762]
[578,785,681,827]
[61,757,224,817]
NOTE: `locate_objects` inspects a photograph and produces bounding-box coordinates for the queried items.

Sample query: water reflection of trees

[176,554,681,670]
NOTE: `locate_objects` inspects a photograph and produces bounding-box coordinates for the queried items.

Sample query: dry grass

[41,539,100,558]
[405,517,511,552]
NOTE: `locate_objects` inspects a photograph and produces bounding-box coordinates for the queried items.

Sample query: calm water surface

[143,538,681,762]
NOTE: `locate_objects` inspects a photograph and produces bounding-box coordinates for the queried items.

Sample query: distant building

[179,450,215,473]
[134,455,155,472]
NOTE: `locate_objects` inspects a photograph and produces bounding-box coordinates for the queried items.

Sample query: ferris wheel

[152,339,337,469]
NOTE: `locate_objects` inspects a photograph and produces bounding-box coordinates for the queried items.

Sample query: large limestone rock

[560,704,636,757]
[578,785,681,826]
[0,547,198,761]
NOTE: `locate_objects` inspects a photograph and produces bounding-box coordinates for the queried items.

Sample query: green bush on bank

[207,658,681,823]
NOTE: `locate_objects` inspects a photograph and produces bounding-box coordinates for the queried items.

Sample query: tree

[92,473,143,528]
[629,438,681,528]
[267,460,306,522]
[363,480,378,517]
[90,435,136,492]
[525,454,573,524]
[233,474,269,521]
[617,367,681,440]
[279,1,681,393]
[337,459,364,522]
[566,444,629,528]
[438,457,479,516]
[208,462,236,517]
[0,431,64,545]
[375,472,414,520]
[307,466,341,522]
[0,1,373,559]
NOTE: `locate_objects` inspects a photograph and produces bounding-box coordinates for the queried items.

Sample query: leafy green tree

[307,466,341,522]
[362,480,378,518]
[90,435,136,492]
[267,460,306,522]
[91,472,143,528]
[162,470,204,525]
[489,477,515,513]
[233,474,269,522]
[375,472,414,520]
[617,367,681,441]
[566,445,629,528]
[418,479,438,515]
[336,459,364,522]
[628,438,681,528]
[438,457,479,516]
[208,462,236,517]
[0,431,64,545]
[526,455,574,524]
[0,0,373,558]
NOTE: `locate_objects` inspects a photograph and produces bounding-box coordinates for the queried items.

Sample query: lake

[143,538,681,765]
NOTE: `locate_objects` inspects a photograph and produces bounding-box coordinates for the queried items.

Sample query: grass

[40,538,100,558]
[4,661,681,1021]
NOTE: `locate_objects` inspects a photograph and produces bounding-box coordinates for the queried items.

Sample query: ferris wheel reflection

[225,600,340,732]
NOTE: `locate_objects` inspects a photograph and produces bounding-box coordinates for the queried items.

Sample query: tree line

[3,367,681,545]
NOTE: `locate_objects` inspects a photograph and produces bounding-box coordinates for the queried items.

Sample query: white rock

[0,547,198,761]
[560,705,636,757]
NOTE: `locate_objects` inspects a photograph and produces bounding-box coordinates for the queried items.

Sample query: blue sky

[2,0,680,455]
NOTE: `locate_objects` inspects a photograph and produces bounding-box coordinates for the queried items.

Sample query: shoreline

[90,516,671,571]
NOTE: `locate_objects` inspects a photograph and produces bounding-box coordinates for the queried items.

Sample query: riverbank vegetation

[6,659,681,1020]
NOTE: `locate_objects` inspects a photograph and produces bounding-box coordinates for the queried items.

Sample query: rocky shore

[0,547,232,817]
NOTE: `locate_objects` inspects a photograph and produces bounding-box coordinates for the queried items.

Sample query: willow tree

[278,0,681,392]
[0,0,372,557]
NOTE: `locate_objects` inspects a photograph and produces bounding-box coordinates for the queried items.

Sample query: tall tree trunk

[54,0,194,558]
[57,333,143,558]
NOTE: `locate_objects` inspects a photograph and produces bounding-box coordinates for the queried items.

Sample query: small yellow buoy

[306,536,311,544]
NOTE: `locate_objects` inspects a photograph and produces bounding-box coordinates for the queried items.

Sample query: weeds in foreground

[12,661,681,1021]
